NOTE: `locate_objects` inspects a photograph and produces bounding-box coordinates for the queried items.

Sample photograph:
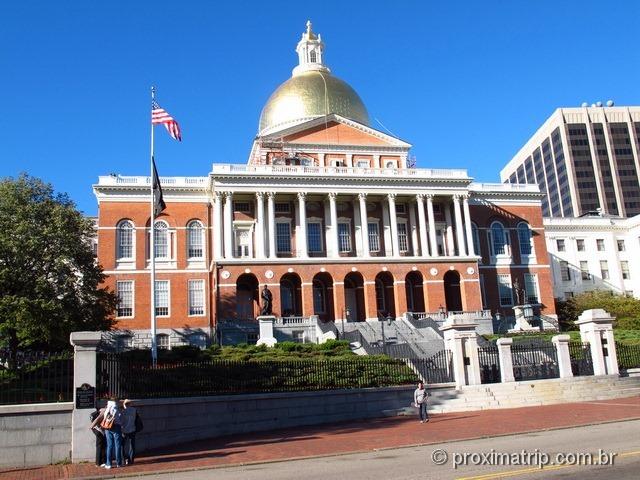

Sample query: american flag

[152,100,182,141]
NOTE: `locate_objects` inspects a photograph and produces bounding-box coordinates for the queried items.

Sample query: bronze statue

[260,285,273,316]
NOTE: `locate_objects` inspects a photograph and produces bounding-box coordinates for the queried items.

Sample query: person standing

[90,399,123,468]
[414,381,429,423]
[89,408,106,466]
[120,399,138,465]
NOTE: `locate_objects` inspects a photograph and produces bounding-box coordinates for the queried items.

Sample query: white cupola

[292,20,330,76]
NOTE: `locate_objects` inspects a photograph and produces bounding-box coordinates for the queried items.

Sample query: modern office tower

[501,105,640,218]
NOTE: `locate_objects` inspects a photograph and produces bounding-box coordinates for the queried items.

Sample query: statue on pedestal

[260,285,273,316]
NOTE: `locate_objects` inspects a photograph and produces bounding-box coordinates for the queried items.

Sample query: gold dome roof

[258,71,370,135]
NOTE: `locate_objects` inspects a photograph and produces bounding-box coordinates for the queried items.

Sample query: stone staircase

[422,376,640,414]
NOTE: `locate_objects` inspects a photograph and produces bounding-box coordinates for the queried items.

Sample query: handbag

[100,410,115,430]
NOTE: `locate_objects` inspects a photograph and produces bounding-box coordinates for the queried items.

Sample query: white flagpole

[150,86,158,366]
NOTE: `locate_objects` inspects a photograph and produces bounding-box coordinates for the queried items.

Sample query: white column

[552,335,574,378]
[416,194,429,257]
[255,192,265,259]
[328,192,339,258]
[426,194,438,257]
[408,202,419,256]
[213,191,223,259]
[496,338,515,382]
[444,200,455,256]
[453,194,466,256]
[358,193,370,257]
[388,193,399,256]
[267,192,276,259]
[297,192,308,258]
[223,192,233,259]
[463,194,475,256]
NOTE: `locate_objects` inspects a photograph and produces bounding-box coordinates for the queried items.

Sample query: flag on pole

[152,157,166,217]
[152,100,182,141]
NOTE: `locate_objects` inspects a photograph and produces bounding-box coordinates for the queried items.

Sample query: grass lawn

[484,329,640,345]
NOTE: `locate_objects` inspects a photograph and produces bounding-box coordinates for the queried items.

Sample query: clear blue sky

[1,1,639,215]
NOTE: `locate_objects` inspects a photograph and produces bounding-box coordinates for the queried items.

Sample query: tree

[556,290,640,330]
[0,175,116,354]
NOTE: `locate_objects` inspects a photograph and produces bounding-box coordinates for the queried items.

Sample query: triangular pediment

[258,114,411,148]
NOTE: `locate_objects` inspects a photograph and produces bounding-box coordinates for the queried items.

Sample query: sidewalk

[2,395,640,480]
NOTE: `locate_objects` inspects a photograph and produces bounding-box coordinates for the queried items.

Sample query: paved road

[131,420,640,480]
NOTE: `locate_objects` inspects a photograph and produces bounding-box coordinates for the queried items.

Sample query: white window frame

[576,238,585,252]
[306,218,323,253]
[617,239,626,252]
[233,201,251,213]
[312,280,326,314]
[275,218,292,254]
[524,273,540,304]
[517,222,535,262]
[556,238,566,252]
[596,238,605,252]
[368,219,381,253]
[233,222,254,258]
[116,280,134,318]
[559,261,571,282]
[116,220,135,268]
[188,279,205,316]
[337,219,352,253]
[154,280,170,317]
[580,261,591,281]
[148,220,176,267]
[156,333,170,350]
[600,260,609,280]
[397,220,409,253]
[488,221,511,264]
[621,261,630,280]
[187,220,205,261]
[497,274,513,307]
[275,202,290,214]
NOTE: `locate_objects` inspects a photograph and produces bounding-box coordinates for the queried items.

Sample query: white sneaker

[103,465,111,469]
[420,420,424,423]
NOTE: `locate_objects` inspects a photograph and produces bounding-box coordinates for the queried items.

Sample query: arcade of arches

[220,263,482,322]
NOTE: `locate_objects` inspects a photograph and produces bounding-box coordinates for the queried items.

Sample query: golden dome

[258,71,370,135]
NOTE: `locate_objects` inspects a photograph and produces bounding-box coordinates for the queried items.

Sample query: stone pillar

[462,195,475,256]
[256,316,277,346]
[496,338,515,382]
[453,195,467,256]
[223,192,233,259]
[255,192,265,259]
[328,193,339,257]
[212,191,223,260]
[576,309,619,376]
[444,200,455,256]
[70,331,102,463]
[297,192,308,258]
[388,193,399,256]
[440,319,481,388]
[426,195,438,257]
[552,334,574,378]
[408,202,419,256]
[416,194,429,257]
[358,193,370,257]
[267,192,276,259]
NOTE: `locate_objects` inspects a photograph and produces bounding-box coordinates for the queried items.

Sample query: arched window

[490,221,508,256]
[187,220,204,259]
[116,220,134,260]
[309,50,317,63]
[154,221,169,259]
[471,222,481,257]
[517,222,533,257]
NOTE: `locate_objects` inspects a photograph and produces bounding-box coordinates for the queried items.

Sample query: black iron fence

[96,354,419,399]
[511,342,559,381]
[569,342,594,376]
[478,346,501,384]
[409,350,455,384]
[0,350,74,405]
[616,342,640,370]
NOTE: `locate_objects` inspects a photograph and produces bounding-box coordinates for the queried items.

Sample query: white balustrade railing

[97,175,208,187]
[276,316,312,326]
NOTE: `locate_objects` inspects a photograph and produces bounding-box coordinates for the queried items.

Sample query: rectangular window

[156,334,170,350]
[576,239,585,252]
[621,261,630,280]
[617,239,626,252]
[497,274,513,307]
[580,261,590,280]
[397,223,408,252]
[188,279,205,316]
[276,222,291,253]
[155,280,170,317]
[556,239,566,252]
[275,202,290,213]
[356,160,369,168]
[597,239,605,251]
[524,274,540,304]
[395,203,406,214]
[368,222,380,252]
[338,222,351,252]
[560,261,571,281]
[307,222,322,253]
[600,260,609,280]
[233,201,250,213]
[116,281,133,317]
[565,291,574,299]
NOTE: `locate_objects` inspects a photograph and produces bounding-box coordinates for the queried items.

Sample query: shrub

[616,317,640,330]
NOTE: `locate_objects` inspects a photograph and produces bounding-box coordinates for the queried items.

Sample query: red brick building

[93,22,556,348]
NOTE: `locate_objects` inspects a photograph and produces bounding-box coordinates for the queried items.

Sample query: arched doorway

[236,274,259,320]
[443,270,462,312]
[375,272,396,318]
[405,271,425,313]
[344,272,365,322]
[312,272,334,322]
[280,273,302,317]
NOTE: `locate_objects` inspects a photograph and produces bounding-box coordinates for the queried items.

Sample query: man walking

[414,381,429,423]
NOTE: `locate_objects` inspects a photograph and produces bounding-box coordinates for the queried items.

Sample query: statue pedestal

[508,305,539,333]
[256,316,277,346]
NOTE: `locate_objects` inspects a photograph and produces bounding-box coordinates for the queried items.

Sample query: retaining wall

[0,402,73,468]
